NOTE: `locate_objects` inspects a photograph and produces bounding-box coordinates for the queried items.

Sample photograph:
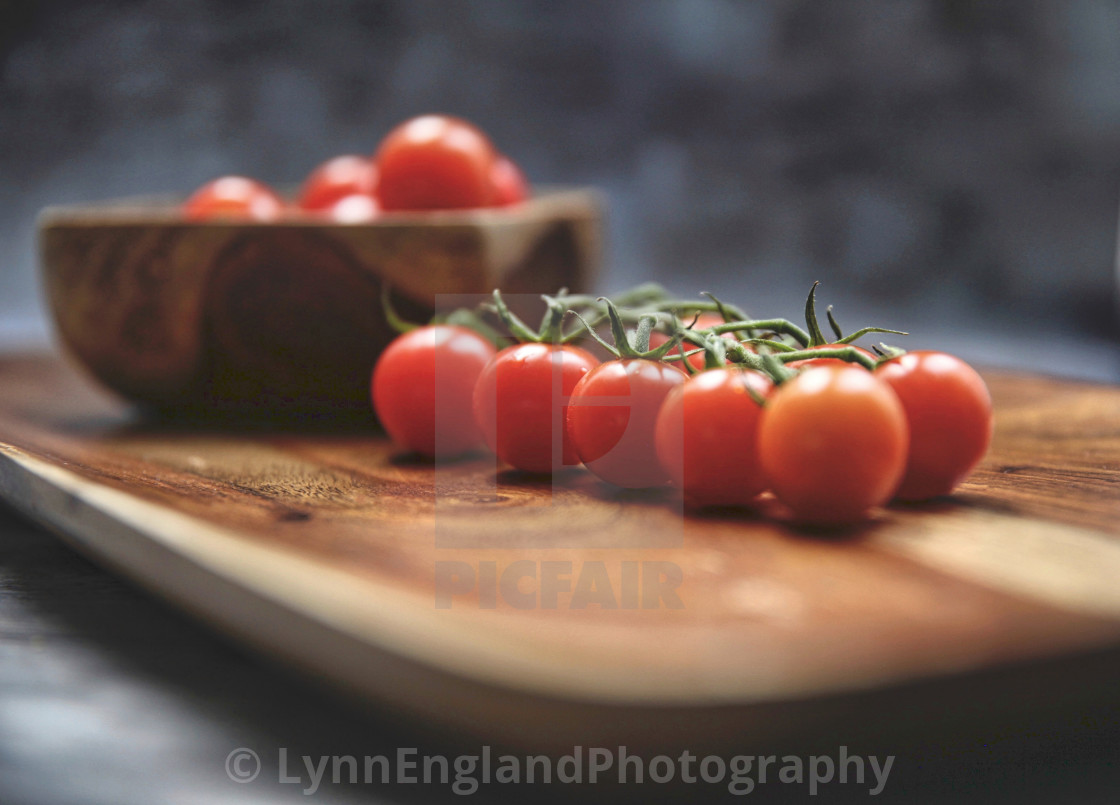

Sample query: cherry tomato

[875,351,993,501]
[183,176,285,221]
[758,366,909,525]
[374,115,497,211]
[566,359,687,488]
[490,155,529,206]
[324,193,380,224]
[655,368,772,507]
[648,313,736,372]
[786,344,874,370]
[297,155,378,212]
[372,325,496,458]
[472,343,598,473]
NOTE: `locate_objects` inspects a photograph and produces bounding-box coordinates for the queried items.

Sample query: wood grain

[0,353,1118,750]
[38,189,601,411]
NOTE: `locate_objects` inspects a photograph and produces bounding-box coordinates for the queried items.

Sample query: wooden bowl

[39,189,601,414]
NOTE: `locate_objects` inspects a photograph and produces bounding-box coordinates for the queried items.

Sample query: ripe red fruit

[298,155,378,212]
[372,325,496,458]
[183,176,285,221]
[374,115,497,211]
[758,366,909,525]
[490,155,529,206]
[655,368,772,507]
[472,343,598,473]
[875,351,993,501]
[567,359,688,488]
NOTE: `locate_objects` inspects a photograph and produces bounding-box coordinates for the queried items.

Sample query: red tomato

[371,325,496,458]
[875,351,993,501]
[566,359,688,488]
[786,344,874,370]
[648,313,735,372]
[655,368,772,507]
[297,155,377,211]
[324,193,380,224]
[183,176,285,221]
[374,115,497,211]
[472,343,598,473]
[758,366,909,525]
[490,155,529,206]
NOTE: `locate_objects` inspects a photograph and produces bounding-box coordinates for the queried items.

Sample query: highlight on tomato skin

[374,115,498,211]
[472,342,598,474]
[875,350,993,501]
[758,365,909,526]
[371,325,496,459]
[297,154,378,212]
[566,358,687,489]
[323,193,380,224]
[654,368,773,508]
[182,176,286,221]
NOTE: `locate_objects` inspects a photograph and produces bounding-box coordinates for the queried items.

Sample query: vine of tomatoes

[370,281,993,527]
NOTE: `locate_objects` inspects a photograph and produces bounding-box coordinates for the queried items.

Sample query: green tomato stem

[835,326,909,344]
[442,308,507,348]
[708,319,811,346]
[826,305,844,340]
[491,289,541,343]
[776,345,878,371]
[381,284,420,334]
[743,338,797,353]
[804,281,827,347]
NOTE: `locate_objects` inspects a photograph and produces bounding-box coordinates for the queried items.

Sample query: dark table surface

[2,495,1120,804]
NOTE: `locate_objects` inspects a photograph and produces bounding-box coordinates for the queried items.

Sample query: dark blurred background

[1,0,1118,375]
[2,6,1120,804]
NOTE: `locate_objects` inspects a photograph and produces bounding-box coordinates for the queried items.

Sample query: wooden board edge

[0,442,895,707]
[4,442,1120,755]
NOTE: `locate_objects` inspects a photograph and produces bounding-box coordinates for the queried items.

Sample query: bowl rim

[37,185,603,230]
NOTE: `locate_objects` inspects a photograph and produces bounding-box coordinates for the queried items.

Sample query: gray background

[2,0,1119,375]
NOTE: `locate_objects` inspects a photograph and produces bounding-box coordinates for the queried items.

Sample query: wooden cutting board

[1,352,1119,752]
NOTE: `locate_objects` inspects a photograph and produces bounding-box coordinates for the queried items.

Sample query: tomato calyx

[660,317,793,382]
[648,293,810,349]
[598,301,663,357]
[568,297,686,362]
[713,282,913,382]
[380,284,505,347]
[803,281,908,348]
[547,283,673,342]
[636,292,809,372]
[648,293,750,327]
[489,288,571,344]
[673,322,735,373]
[674,291,759,372]
[487,286,673,348]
